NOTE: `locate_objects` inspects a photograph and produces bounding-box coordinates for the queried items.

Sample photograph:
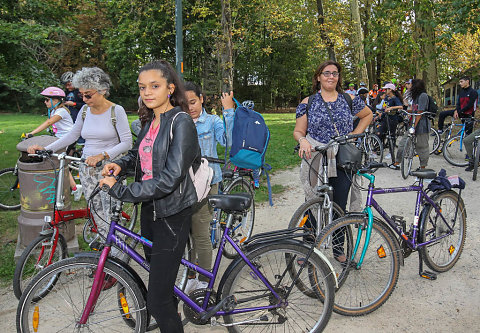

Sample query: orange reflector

[33,306,39,332]
[119,292,131,319]
[377,246,386,258]
[401,234,408,240]
[240,237,247,243]
[449,245,455,255]
[299,215,308,227]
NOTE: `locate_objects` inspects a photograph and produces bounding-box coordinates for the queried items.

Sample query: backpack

[426,94,438,118]
[171,112,214,202]
[229,100,270,170]
[82,104,121,142]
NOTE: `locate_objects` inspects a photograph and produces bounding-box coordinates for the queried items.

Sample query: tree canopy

[0,0,478,112]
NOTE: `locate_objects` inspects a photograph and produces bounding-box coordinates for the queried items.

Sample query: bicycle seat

[410,169,436,179]
[208,193,252,213]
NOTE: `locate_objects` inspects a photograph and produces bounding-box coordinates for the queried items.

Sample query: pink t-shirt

[139,121,160,181]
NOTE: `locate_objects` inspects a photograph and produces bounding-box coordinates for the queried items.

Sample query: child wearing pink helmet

[27,87,80,197]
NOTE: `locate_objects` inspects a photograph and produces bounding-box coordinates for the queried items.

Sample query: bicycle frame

[352,172,457,267]
[78,206,291,325]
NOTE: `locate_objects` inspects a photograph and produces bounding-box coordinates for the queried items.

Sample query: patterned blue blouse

[296,92,365,143]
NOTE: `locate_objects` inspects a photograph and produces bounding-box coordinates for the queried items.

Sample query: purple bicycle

[314,162,466,316]
[17,191,336,332]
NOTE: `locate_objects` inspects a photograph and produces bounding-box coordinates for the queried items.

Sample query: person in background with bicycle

[60,71,85,124]
[99,60,200,333]
[25,87,81,197]
[293,60,372,262]
[183,81,235,294]
[375,83,403,160]
[392,78,431,170]
[27,67,132,242]
[436,76,478,135]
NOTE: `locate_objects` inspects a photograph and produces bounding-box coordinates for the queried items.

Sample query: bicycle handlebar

[357,162,388,174]
[204,156,226,165]
[30,150,102,167]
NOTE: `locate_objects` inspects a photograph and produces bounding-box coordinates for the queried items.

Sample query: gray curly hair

[72,67,112,97]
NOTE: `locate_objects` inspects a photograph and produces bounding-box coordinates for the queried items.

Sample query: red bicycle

[13,151,138,300]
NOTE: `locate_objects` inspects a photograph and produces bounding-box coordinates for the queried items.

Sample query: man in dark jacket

[60,71,85,123]
[436,76,478,135]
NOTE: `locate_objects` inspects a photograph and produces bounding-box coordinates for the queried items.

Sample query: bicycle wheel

[222,178,255,259]
[82,218,99,245]
[288,195,344,237]
[387,136,396,164]
[121,203,139,232]
[315,215,401,316]
[429,127,440,154]
[363,134,384,163]
[419,191,466,272]
[0,167,21,210]
[443,135,469,166]
[13,233,68,300]
[400,136,414,179]
[16,256,147,333]
[220,242,335,332]
[473,142,480,181]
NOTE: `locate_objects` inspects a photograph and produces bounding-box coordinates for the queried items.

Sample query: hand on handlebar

[27,144,44,154]
[453,111,459,120]
[102,163,122,177]
[99,176,117,190]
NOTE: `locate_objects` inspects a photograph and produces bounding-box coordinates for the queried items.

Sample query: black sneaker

[465,163,474,172]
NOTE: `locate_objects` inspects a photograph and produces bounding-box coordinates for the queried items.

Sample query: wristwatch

[102,151,108,159]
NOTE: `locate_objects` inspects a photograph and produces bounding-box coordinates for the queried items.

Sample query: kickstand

[418,251,437,280]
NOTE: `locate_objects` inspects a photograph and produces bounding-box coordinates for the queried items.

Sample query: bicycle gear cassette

[183,289,217,325]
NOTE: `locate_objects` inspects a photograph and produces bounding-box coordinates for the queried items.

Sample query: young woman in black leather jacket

[100,60,200,332]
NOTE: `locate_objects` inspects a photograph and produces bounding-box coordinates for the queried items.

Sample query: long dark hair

[312,60,343,93]
[138,60,188,126]
[373,91,386,107]
[410,79,427,101]
[184,81,203,99]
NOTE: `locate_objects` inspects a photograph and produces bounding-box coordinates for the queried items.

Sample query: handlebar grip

[204,156,225,164]
[95,160,103,167]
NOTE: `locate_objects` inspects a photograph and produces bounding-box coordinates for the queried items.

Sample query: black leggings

[330,169,353,257]
[141,202,192,333]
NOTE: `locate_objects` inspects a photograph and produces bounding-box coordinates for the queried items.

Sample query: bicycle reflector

[449,245,455,255]
[33,305,39,332]
[119,292,131,319]
[299,215,308,227]
[377,245,386,258]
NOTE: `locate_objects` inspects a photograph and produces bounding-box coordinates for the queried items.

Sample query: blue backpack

[229,100,270,170]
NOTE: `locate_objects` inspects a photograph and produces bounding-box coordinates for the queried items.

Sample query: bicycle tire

[429,127,440,155]
[443,135,469,167]
[13,233,68,300]
[400,136,414,179]
[0,167,21,210]
[82,218,99,245]
[473,141,480,181]
[221,178,255,259]
[315,215,401,316]
[220,242,335,332]
[387,136,396,164]
[419,191,466,272]
[363,134,384,164]
[16,256,147,333]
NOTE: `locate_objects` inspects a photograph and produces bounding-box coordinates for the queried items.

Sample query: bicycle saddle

[410,169,436,179]
[208,193,252,213]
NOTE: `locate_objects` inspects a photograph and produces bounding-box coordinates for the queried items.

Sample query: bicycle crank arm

[213,315,269,327]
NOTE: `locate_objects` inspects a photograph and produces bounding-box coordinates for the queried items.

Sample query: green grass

[0,112,298,283]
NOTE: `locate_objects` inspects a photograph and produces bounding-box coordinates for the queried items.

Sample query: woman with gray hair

[28,67,132,246]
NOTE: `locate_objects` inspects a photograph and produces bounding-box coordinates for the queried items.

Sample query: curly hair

[72,67,112,97]
[138,60,188,126]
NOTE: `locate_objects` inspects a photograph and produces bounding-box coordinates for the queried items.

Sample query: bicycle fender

[73,252,148,298]
[312,246,338,288]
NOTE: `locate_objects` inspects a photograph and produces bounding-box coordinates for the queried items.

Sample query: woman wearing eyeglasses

[28,67,132,243]
[293,60,372,262]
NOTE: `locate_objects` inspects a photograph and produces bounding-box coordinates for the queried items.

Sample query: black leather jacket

[109,106,200,218]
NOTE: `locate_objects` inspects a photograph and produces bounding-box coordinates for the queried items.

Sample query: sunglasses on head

[78,91,97,99]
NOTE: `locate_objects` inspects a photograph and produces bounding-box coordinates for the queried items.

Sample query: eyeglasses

[321,71,339,78]
[78,91,97,99]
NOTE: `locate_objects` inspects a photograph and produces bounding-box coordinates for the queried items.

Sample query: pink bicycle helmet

[40,87,66,98]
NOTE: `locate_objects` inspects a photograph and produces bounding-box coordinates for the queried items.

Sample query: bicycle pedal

[420,271,437,280]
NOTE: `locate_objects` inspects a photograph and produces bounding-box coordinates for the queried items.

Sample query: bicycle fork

[77,246,111,326]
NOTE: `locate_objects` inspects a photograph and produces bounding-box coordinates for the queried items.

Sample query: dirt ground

[1,152,479,332]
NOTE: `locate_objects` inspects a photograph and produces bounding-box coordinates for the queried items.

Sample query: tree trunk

[349,0,369,86]
[220,0,234,92]
[414,0,441,109]
[316,0,336,61]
